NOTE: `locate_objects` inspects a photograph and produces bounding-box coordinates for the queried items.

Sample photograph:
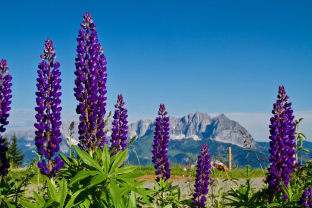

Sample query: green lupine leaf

[19,200,42,208]
[87,173,107,188]
[292,193,302,202]
[128,191,136,208]
[47,180,58,201]
[95,148,102,161]
[33,191,46,206]
[299,133,306,139]
[114,173,144,179]
[64,189,86,208]
[4,197,16,208]
[102,144,110,173]
[69,171,101,186]
[110,180,123,207]
[58,178,68,207]
[74,146,103,172]
[109,149,128,174]
[298,148,310,153]
[268,203,280,207]
[113,165,137,175]
[59,153,70,165]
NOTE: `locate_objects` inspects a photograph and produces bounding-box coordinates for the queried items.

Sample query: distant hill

[4,112,310,169]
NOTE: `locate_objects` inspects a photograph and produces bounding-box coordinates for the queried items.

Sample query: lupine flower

[151,104,171,182]
[35,39,64,179]
[0,59,12,177]
[193,143,211,207]
[265,86,296,197]
[298,187,312,207]
[74,13,108,153]
[183,166,187,171]
[191,164,195,169]
[110,94,128,156]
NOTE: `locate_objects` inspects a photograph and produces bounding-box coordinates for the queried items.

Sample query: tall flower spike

[298,187,312,207]
[74,13,108,154]
[265,86,296,199]
[192,143,211,207]
[0,59,12,177]
[35,39,64,180]
[110,94,128,157]
[152,104,171,182]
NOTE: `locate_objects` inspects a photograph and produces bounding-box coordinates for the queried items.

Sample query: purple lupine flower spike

[74,13,108,153]
[35,39,64,179]
[0,59,12,177]
[265,86,296,199]
[298,187,312,207]
[110,94,128,156]
[192,143,211,207]
[152,104,171,182]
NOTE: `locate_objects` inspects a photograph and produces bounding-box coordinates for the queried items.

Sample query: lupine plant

[152,103,171,182]
[1,10,312,208]
[266,86,296,200]
[74,12,108,155]
[0,59,12,178]
[34,39,64,182]
[110,94,128,156]
[193,143,211,207]
[298,187,312,207]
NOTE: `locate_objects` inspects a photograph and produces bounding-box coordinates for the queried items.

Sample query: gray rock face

[4,112,254,157]
[126,112,254,147]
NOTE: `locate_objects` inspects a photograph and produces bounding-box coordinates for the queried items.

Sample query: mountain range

[4,112,311,169]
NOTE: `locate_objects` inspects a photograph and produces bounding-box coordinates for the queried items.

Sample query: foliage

[9,134,25,169]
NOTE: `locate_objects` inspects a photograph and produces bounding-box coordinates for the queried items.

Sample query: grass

[131,164,267,179]
[7,164,267,186]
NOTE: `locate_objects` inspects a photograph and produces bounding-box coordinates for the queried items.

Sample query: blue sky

[0,0,311,142]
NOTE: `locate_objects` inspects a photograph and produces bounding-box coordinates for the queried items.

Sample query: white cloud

[6,108,312,143]
[225,111,312,142]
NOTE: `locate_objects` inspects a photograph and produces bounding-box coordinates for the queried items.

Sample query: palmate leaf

[109,149,128,174]
[33,191,46,206]
[102,144,110,173]
[3,197,16,208]
[69,171,101,186]
[47,179,58,202]
[113,165,137,175]
[19,200,42,208]
[58,178,68,208]
[110,179,123,208]
[86,173,107,188]
[74,146,103,172]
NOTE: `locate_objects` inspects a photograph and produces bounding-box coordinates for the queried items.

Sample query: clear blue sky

[0,0,311,141]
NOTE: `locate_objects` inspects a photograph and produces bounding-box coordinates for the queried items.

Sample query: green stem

[295,123,300,163]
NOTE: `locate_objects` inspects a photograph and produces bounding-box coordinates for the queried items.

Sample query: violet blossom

[0,59,12,177]
[265,86,296,198]
[110,94,128,156]
[298,187,312,207]
[74,13,108,153]
[35,39,64,179]
[152,104,171,182]
[192,143,211,207]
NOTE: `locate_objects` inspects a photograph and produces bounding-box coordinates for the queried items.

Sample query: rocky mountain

[4,112,272,168]
[128,112,255,147]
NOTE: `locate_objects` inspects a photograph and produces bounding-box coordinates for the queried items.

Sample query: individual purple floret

[192,143,211,207]
[74,13,108,153]
[152,104,171,182]
[35,39,64,179]
[265,86,296,198]
[0,59,12,177]
[110,94,128,156]
[298,187,312,207]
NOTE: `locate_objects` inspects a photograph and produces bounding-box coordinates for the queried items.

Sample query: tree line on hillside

[3,133,25,169]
